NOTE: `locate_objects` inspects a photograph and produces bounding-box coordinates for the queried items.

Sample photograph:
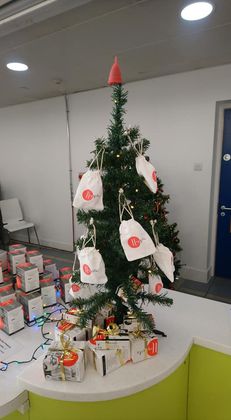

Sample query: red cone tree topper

[108,56,122,85]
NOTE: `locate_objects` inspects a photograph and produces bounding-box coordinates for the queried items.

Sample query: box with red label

[0,249,7,271]
[43,259,59,280]
[59,266,72,277]
[9,244,27,254]
[60,274,72,303]
[43,341,85,382]
[89,328,130,351]
[0,299,24,335]
[0,264,2,284]
[92,346,131,376]
[40,273,57,307]
[55,320,88,342]
[18,291,43,322]
[26,250,43,273]
[129,333,158,363]
[0,288,16,303]
[16,263,40,293]
[8,250,26,275]
[62,308,92,332]
[0,277,13,293]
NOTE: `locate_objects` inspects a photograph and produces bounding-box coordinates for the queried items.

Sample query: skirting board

[180,265,212,283]
[11,232,73,252]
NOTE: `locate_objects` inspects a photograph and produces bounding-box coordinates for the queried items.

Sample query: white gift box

[135,154,158,194]
[153,244,175,283]
[73,169,104,211]
[92,346,131,376]
[0,249,7,271]
[43,259,59,280]
[119,219,156,261]
[78,247,108,284]
[43,341,85,382]
[130,333,158,363]
[148,274,163,294]
[9,244,27,254]
[0,288,16,303]
[89,331,130,351]
[16,263,40,293]
[55,322,88,342]
[40,275,57,307]
[26,250,43,274]
[8,250,26,275]
[18,291,43,322]
[0,299,24,335]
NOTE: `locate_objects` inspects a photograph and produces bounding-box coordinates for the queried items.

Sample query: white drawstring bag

[77,221,108,285]
[136,155,158,194]
[73,148,105,210]
[119,190,156,261]
[126,131,158,194]
[148,273,163,294]
[150,221,175,283]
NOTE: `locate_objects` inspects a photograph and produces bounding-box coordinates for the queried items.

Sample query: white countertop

[0,289,231,416]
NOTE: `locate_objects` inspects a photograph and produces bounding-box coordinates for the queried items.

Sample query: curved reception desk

[1,289,231,420]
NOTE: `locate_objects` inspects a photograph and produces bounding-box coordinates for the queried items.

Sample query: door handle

[221,205,231,211]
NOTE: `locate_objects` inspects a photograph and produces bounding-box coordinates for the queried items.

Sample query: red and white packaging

[0,249,7,271]
[130,333,158,363]
[60,274,72,303]
[9,244,27,254]
[43,259,59,280]
[119,219,156,261]
[148,274,163,294]
[0,263,3,283]
[78,247,108,284]
[73,169,104,211]
[16,263,40,293]
[0,288,16,303]
[26,250,43,274]
[59,266,72,277]
[92,346,131,376]
[8,250,26,275]
[89,331,130,351]
[135,154,158,194]
[18,291,43,322]
[55,320,88,342]
[0,276,13,293]
[0,299,24,335]
[40,273,57,307]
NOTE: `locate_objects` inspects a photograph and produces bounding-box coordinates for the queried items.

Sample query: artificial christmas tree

[71,57,181,332]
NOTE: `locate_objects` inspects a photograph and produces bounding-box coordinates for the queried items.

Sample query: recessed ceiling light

[181,2,213,21]
[6,62,28,71]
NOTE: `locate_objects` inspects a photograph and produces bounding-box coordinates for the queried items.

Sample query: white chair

[0,198,40,245]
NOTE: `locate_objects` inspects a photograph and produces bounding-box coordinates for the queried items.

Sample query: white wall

[0,97,73,251]
[69,63,231,282]
[1,64,231,279]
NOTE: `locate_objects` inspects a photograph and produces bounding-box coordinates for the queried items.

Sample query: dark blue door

[215,108,231,278]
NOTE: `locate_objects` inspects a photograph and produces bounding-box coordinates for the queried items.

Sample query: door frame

[208,100,231,278]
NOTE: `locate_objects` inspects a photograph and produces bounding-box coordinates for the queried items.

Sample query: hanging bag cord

[150,219,159,247]
[72,218,96,272]
[118,189,134,222]
[125,129,143,157]
[89,147,105,172]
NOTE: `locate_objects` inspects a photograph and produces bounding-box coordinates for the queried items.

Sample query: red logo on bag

[147,338,158,356]
[155,282,163,294]
[83,264,92,275]
[82,189,94,201]
[152,170,157,182]
[128,236,141,248]
[71,284,81,292]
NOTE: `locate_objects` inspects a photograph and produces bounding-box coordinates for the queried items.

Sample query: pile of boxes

[43,305,159,382]
[0,244,74,335]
